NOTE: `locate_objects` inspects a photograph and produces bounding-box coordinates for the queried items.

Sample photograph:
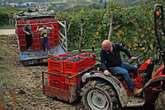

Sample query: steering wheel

[123,55,142,67]
[130,55,142,67]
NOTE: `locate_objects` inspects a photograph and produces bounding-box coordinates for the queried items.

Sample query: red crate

[19,39,26,46]
[18,34,25,38]
[33,32,40,39]
[16,26,25,35]
[52,33,59,37]
[65,75,80,85]
[31,24,38,31]
[18,36,25,41]
[44,82,78,103]
[32,39,41,51]
[53,26,60,31]
[20,46,27,51]
[32,37,41,44]
[32,45,41,51]
[80,52,96,68]
[17,20,25,24]
[49,37,58,48]
[48,58,64,73]
[48,53,73,73]
[49,41,58,48]
[63,55,86,74]
[48,74,66,89]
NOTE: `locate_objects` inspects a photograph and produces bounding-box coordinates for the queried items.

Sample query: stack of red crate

[46,52,96,102]
[63,56,86,73]
[48,53,73,88]
[63,55,86,84]
[80,52,96,68]
[16,18,60,52]
[49,19,59,48]
[47,52,78,103]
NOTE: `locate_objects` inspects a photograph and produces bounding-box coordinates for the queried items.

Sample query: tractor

[42,4,165,110]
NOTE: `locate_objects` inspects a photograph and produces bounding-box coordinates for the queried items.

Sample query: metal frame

[58,21,68,52]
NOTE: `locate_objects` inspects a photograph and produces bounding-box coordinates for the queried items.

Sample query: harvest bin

[43,52,96,103]
[42,72,81,103]
[48,53,73,73]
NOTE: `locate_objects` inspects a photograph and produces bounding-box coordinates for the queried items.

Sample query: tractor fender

[81,72,128,107]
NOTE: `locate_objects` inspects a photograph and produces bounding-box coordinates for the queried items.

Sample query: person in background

[100,39,142,95]
[23,24,32,50]
[37,24,54,51]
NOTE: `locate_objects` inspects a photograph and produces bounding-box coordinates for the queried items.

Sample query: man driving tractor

[100,39,142,95]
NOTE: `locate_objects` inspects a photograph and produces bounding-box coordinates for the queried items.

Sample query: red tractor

[43,4,165,110]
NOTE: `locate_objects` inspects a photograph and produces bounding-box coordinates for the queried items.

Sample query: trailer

[15,10,67,65]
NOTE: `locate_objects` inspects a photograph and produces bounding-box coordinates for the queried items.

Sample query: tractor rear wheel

[81,81,121,110]
[155,91,165,110]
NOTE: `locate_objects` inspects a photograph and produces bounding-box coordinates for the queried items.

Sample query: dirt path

[0,29,15,35]
[15,66,77,110]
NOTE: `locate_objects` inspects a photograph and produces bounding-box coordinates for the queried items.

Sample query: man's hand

[104,70,111,76]
[130,56,138,60]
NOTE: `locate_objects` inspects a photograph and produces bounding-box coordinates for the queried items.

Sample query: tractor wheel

[81,81,121,110]
[155,91,165,110]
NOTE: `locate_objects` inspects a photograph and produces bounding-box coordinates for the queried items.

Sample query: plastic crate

[51,32,59,39]
[20,46,27,51]
[16,26,25,34]
[32,45,41,51]
[48,53,73,73]
[31,24,38,31]
[49,41,58,48]
[17,20,25,24]
[48,58,64,73]
[63,55,86,74]
[49,37,58,48]
[80,52,96,68]
[48,74,66,89]
[44,82,78,103]
[19,39,26,46]
[16,27,25,36]
[65,75,80,85]
[18,33,25,38]
[32,37,41,44]
[31,37,41,51]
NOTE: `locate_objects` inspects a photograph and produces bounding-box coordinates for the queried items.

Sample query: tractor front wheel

[81,81,121,110]
[155,91,165,110]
